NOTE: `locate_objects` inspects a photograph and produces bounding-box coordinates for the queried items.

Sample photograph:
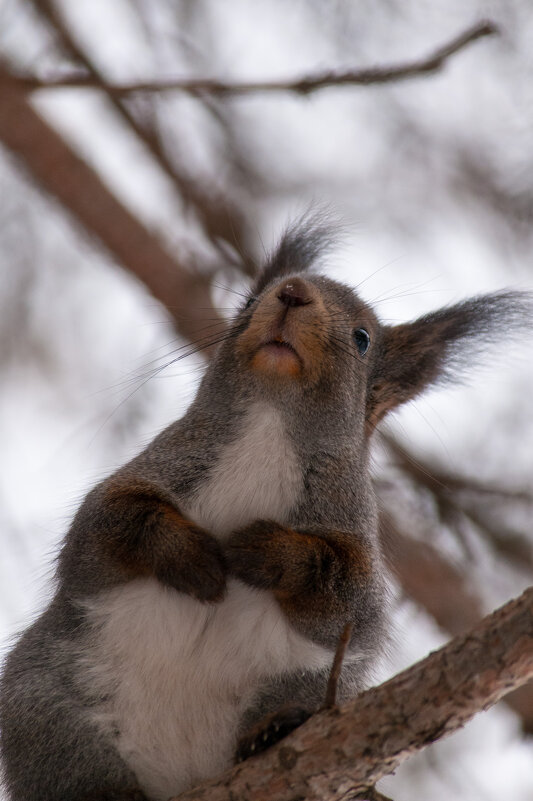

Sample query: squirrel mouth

[252,338,302,376]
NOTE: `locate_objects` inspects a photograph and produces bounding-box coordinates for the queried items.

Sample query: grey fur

[1,219,527,801]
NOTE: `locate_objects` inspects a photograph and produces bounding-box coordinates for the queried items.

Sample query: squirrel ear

[252,212,337,296]
[366,292,530,430]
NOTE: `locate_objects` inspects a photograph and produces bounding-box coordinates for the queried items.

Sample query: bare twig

[3,21,498,98]
[27,0,254,275]
[324,623,353,709]
[381,433,533,570]
[169,586,533,801]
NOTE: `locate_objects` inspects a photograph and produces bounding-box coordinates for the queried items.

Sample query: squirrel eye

[243,296,255,311]
[353,328,370,355]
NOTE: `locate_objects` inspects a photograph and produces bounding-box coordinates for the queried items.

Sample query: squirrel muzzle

[236,276,328,384]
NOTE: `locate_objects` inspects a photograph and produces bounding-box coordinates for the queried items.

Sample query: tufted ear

[366,292,530,430]
[252,213,336,296]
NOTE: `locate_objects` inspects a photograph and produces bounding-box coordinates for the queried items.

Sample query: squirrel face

[235,274,378,392]
[211,216,529,444]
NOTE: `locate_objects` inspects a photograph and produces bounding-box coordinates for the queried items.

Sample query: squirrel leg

[97,478,227,601]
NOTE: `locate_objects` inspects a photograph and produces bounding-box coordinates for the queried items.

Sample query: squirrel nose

[277,278,312,308]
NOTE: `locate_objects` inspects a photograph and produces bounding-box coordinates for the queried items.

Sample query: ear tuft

[367,291,532,429]
[253,209,339,295]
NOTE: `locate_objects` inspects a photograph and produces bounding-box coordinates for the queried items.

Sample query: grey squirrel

[0,217,527,801]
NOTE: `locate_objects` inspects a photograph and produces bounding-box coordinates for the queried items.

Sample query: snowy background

[1,1,533,799]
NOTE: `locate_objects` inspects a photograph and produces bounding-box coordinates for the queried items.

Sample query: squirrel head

[211,215,530,440]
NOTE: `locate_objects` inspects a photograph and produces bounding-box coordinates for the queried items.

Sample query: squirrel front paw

[155,523,227,603]
[225,520,328,594]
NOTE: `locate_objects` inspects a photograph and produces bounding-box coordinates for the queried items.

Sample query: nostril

[277,280,312,308]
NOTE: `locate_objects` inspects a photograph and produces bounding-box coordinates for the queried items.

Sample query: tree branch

[27,0,255,274]
[381,433,533,572]
[381,512,533,732]
[170,585,533,801]
[0,64,223,346]
[2,21,498,98]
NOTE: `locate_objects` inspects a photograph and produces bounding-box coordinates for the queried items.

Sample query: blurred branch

[381,513,533,732]
[3,20,498,97]
[455,149,533,232]
[171,586,533,801]
[381,432,533,571]
[26,0,254,275]
[0,64,223,346]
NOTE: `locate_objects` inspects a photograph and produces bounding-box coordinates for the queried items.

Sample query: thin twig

[324,623,353,709]
[3,21,498,98]
[26,0,254,275]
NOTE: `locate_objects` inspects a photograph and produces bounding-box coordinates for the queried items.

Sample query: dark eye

[243,296,255,311]
[353,328,370,355]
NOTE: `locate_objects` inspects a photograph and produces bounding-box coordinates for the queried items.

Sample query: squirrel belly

[80,401,333,800]
[83,579,334,801]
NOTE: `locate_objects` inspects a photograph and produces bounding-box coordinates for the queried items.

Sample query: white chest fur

[184,401,304,538]
[85,403,332,801]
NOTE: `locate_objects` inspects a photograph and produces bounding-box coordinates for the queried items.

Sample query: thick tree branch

[382,513,533,732]
[170,586,533,801]
[0,65,223,346]
[2,21,497,98]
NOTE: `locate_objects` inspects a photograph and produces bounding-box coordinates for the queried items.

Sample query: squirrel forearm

[94,477,227,601]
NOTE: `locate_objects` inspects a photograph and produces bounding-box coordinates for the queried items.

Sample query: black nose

[277,278,312,308]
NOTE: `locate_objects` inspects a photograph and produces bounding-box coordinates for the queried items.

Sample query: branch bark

[170,586,533,801]
[3,21,497,98]
[0,65,223,346]
[382,513,533,732]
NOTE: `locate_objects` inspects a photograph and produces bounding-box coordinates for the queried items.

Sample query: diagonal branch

[170,586,533,801]
[381,433,533,571]
[27,0,254,274]
[0,65,223,346]
[381,512,533,732]
[3,20,498,98]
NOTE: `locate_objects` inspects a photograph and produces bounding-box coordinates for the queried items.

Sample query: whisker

[90,329,240,442]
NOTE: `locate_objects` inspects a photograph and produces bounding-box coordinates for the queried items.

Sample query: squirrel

[0,216,527,801]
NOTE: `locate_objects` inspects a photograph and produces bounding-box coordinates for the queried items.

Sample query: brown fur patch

[99,478,227,601]
[225,520,372,623]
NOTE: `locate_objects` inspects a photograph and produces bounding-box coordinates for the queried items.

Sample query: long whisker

[90,329,240,442]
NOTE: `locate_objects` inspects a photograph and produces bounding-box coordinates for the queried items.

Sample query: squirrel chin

[251,341,303,378]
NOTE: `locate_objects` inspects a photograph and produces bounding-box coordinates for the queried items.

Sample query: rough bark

[385,515,533,732]
[171,586,533,801]
[0,67,222,345]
